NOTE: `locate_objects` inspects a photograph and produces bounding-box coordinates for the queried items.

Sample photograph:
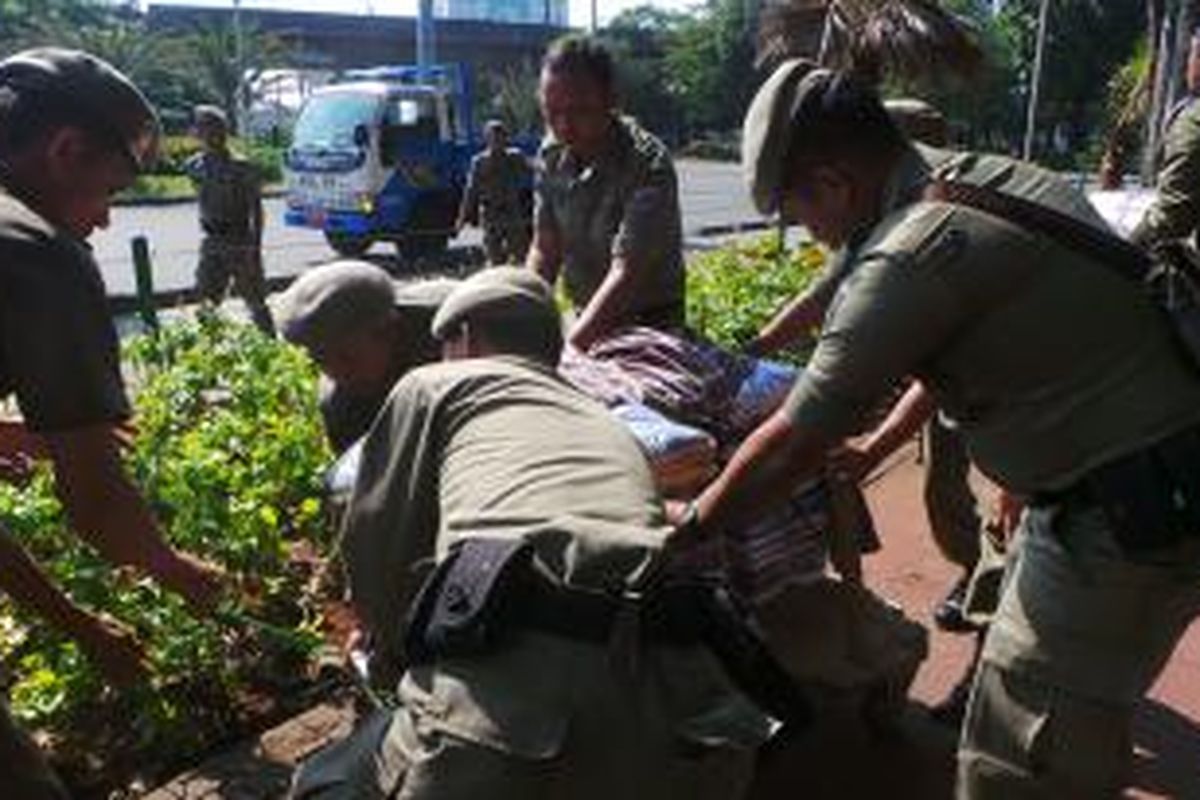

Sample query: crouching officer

[187,105,275,336]
[291,267,772,799]
[276,261,457,454]
[0,48,227,798]
[676,61,1200,798]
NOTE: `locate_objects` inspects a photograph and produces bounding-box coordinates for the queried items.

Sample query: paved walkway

[145,445,1200,798]
[749,444,1200,800]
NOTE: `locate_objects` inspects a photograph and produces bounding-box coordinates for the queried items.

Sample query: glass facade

[435,0,568,26]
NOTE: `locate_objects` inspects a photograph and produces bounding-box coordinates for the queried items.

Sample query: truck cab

[284,64,481,259]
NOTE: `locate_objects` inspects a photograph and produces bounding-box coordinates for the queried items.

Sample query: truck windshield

[293,92,379,150]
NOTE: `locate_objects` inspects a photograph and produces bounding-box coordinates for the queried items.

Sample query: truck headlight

[357,193,375,214]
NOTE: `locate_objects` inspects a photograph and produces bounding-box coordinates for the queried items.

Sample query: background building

[435,0,568,27]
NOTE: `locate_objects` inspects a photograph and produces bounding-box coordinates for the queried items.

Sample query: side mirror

[353,124,370,148]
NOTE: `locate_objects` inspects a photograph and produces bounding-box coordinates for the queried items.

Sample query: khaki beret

[431,267,556,340]
[884,98,947,147]
[278,261,397,351]
[741,58,831,215]
[0,48,160,171]
[395,277,460,310]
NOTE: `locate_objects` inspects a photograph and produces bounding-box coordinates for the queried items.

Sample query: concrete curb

[113,187,286,209]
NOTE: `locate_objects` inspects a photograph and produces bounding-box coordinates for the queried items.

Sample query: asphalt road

[92,158,766,298]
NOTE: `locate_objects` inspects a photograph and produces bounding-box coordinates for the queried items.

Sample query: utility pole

[417,0,435,77]
[1022,0,1050,161]
[590,0,598,32]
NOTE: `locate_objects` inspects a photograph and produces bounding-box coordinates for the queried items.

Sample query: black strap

[924,178,1154,286]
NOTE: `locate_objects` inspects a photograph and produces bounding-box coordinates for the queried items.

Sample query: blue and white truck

[284,63,494,258]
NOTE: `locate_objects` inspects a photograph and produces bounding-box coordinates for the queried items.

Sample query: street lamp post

[1021,0,1050,161]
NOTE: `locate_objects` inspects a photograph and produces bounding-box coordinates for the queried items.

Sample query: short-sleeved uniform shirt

[341,355,770,757]
[785,145,1200,495]
[0,184,130,432]
[186,151,261,242]
[1132,95,1200,249]
[462,147,530,226]
[535,115,685,326]
[318,280,450,453]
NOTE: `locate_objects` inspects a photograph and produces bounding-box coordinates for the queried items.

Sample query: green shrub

[151,135,285,184]
[0,315,333,779]
[686,233,827,359]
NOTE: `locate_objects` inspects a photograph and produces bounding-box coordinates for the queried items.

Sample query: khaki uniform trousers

[924,417,983,571]
[1,701,69,800]
[480,212,530,267]
[291,633,759,800]
[957,504,1200,799]
[195,236,275,335]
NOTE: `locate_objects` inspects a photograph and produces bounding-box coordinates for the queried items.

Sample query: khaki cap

[741,58,831,215]
[0,48,160,171]
[278,261,397,352]
[431,267,556,340]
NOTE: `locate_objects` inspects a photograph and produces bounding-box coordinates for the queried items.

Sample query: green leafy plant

[686,233,827,357]
[0,315,333,788]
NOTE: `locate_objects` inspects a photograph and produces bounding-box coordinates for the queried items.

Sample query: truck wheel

[395,234,449,261]
[325,232,372,257]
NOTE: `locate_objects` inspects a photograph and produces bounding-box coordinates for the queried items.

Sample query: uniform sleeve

[783,248,963,439]
[611,150,679,266]
[340,375,442,660]
[1133,104,1200,248]
[0,241,130,432]
[533,157,558,234]
[461,155,482,218]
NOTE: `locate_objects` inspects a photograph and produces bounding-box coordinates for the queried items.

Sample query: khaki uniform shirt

[186,151,261,242]
[0,184,130,431]
[461,147,529,226]
[785,145,1200,494]
[1132,96,1200,249]
[341,355,768,756]
[535,116,685,324]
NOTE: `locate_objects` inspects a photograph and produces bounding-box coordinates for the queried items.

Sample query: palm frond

[758,0,984,85]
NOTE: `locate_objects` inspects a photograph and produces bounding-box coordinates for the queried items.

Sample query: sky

[145,0,697,28]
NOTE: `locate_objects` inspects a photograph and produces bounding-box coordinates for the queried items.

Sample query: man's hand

[0,453,35,485]
[70,612,149,689]
[827,442,876,484]
[157,551,228,616]
[987,489,1025,546]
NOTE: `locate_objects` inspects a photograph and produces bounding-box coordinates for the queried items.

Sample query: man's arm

[527,215,564,287]
[0,524,147,686]
[340,378,441,669]
[569,160,682,350]
[1132,106,1200,248]
[746,284,830,357]
[44,424,224,613]
[682,248,962,539]
[831,381,937,482]
[249,167,265,245]
[456,158,481,231]
[568,254,640,350]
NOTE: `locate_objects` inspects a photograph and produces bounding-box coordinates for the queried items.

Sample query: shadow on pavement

[749,700,957,800]
[1131,698,1200,799]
